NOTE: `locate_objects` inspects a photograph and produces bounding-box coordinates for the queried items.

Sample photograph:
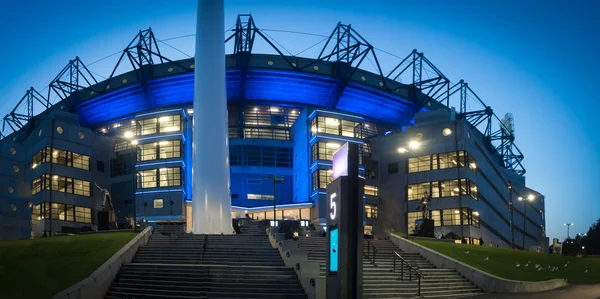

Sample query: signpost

[265,174,284,223]
[326,142,364,299]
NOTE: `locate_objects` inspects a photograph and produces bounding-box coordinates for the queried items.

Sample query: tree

[581,219,600,255]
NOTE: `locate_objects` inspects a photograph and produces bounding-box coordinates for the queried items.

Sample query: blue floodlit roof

[74,54,422,127]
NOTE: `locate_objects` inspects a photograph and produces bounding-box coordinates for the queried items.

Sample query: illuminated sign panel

[329,228,339,272]
[332,142,349,181]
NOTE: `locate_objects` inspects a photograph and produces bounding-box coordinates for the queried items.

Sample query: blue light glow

[135,188,184,195]
[136,160,186,168]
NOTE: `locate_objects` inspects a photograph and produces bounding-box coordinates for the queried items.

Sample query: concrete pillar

[192,0,232,234]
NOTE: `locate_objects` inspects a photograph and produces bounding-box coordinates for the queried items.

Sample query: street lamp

[518,194,535,250]
[564,223,574,239]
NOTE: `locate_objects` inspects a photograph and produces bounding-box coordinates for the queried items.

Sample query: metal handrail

[393,251,422,297]
[201,234,208,259]
[364,239,378,265]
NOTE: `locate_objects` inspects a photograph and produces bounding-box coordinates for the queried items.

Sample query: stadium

[0,14,547,252]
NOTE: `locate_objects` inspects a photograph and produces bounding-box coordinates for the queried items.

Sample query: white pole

[192,0,231,234]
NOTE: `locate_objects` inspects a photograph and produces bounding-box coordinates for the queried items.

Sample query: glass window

[311,116,362,138]
[154,199,164,209]
[140,118,158,135]
[300,208,311,220]
[159,115,181,133]
[440,180,460,197]
[159,140,181,159]
[438,152,457,169]
[442,209,462,226]
[312,169,332,190]
[458,151,466,167]
[364,225,373,235]
[470,181,478,200]
[431,210,441,227]
[283,209,300,220]
[51,203,66,220]
[32,177,42,195]
[469,155,477,172]
[75,206,92,224]
[65,205,75,222]
[365,204,378,219]
[407,212,419,234]
[139,143,157,161]
[471,210,480,228]
[408,155,432,173]
[137,169,157,188]
[32,204,41,220]
[159,167,181,187]
[72,153,91,170]
[74,179,91,196]
[52,149,68,165]
[408,182,430,201]
[364,185,378,196]
[312,142,342,162]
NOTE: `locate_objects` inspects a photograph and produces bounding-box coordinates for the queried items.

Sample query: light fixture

[291,110,297,114]
[442,128,452,136]
[159,141,169,145]
[101,128,107,133]
[473,211,480,216]
[518,197,523,201]
[453,188,460,192]
[365,124,369,128]
[454,210,460,214]
[397,147,408,154]
[124,131,134,138]
[470,163,477,169]
[269,107,281,113]
[253,107,258,112]
[131,140,139,145]
[113,123,120,128]
[527,194,535,201]
[53,175,59,179]
[409,140,420,149]
[130,120,136,125]
[158,116,170,122]
[32,163,37,169]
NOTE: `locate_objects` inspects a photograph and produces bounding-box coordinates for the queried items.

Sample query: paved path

[473,284,600,299]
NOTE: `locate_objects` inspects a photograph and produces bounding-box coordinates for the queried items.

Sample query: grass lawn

[0,232,137,299]
[409,238,600,283]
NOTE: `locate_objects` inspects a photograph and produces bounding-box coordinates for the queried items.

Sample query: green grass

[0,232,137,299]
[408,238,600,283]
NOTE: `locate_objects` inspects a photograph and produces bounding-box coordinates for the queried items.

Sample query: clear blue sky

[0,0,598,240]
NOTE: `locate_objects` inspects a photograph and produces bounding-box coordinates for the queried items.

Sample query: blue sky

[0,0,598,240]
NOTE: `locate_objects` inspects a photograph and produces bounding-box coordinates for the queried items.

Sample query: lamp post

[518,194,535,250]
[564,223,574,239]
[265,174,284,225]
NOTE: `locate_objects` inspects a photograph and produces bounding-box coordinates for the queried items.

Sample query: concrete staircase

[296,237,481,298]
[105,221,306,299]
[239,219,266,236]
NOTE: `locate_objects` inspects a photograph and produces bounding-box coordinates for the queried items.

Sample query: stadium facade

[0,15,548,250]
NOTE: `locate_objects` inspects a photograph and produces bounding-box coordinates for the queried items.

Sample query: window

[32,177,42,195]
[471,210,480,228]
[311,142,341,162]
[408,155,432,173]
[406,151,476,173]
[139,143,157,161]
[312,169,332,190]
[407,212,419,233]
[442,209,462,226]
[440,180,460,197]
[137,167,182,189]
[364,185,378,196]
[241,106,298,140]
[159,167,181,187]
[75,206,92,224]
[310,116,363,138]
[438,152,457,169]
[365,204,378,219]
[140,118,158,135]
[31,147,90,171]
[158,115,181,133]
[154,199,164,209]
[229,145,293,168]
[408,182,431,201]
[137,169,157,188]
[388,162,398,174]
[159,140,181,159]
[32,174,91,197]
[51,203,66,220]
[300,208,311,220]
[364,225,373,235]
[248,194,275,200]
[97,161,105,173]
[72,153,91,170]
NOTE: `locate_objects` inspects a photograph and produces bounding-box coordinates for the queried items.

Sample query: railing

[201,234,208,260]
[393,251,422,297]
[364,239,378,265]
